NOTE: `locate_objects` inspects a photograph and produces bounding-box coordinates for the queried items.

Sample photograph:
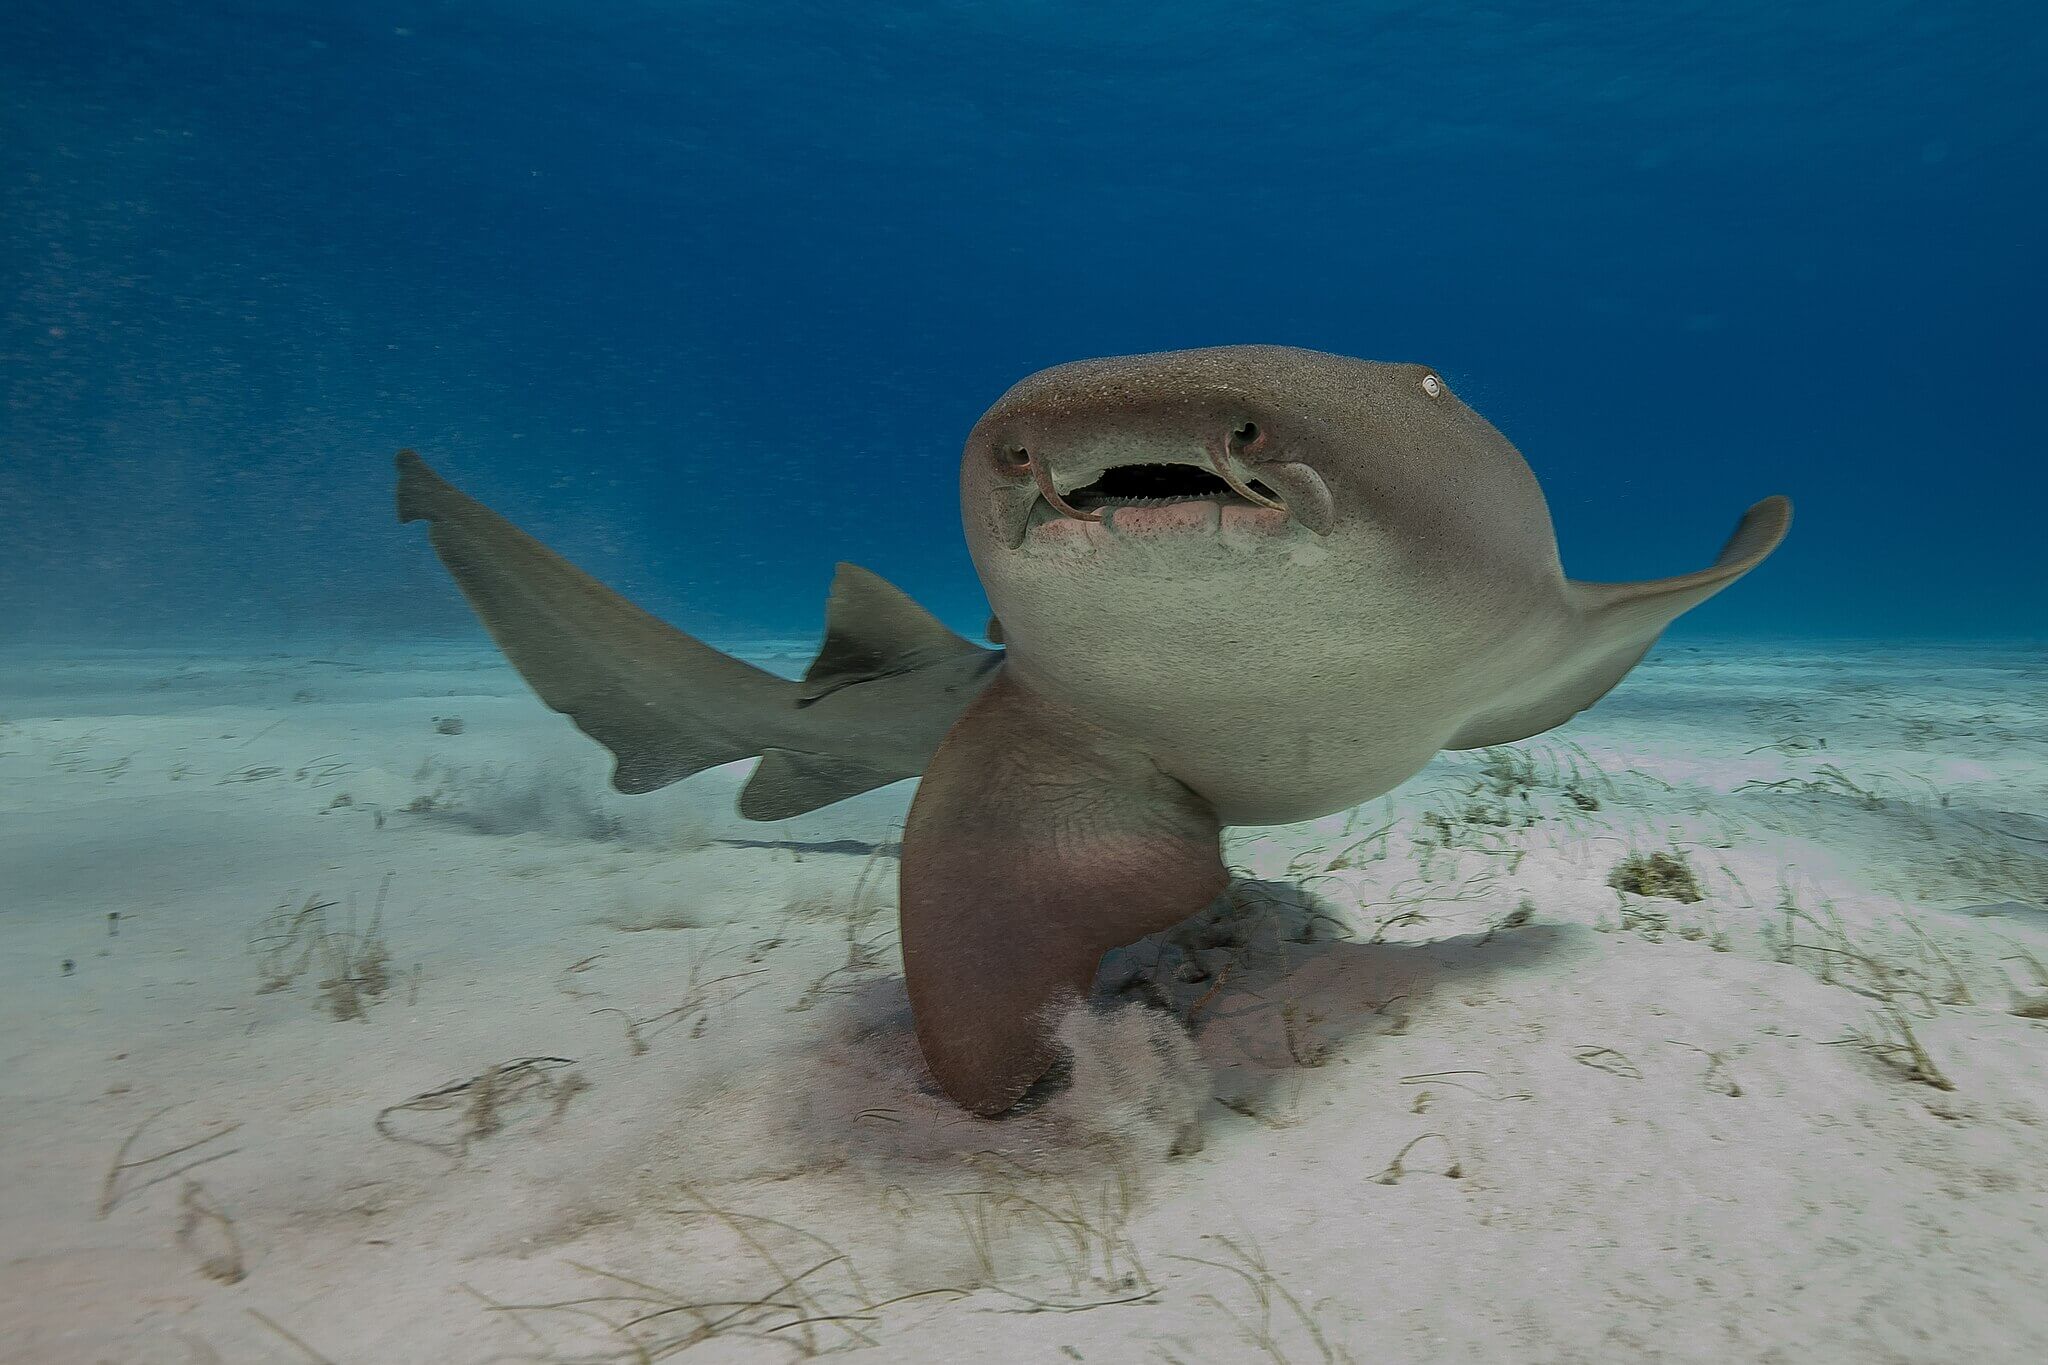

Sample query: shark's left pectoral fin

[1568,494,1792,635]
[1447,496,1791,749]
[899,672,1227,1115]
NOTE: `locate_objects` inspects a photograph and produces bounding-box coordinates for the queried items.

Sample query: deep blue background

[5,1,2043,644]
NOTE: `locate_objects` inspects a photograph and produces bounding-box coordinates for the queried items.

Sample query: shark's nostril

[1228,422,1268,458]
[997,444,1032,473]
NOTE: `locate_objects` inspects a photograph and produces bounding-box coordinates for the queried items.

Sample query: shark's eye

[1421,374,1444,398]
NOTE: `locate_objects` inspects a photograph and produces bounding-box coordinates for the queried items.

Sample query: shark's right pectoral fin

[396,449,795,794]
[899,672,1227,1115]
[1447,495,1791,750]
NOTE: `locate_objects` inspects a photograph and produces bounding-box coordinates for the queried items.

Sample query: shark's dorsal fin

[799,563,985,705]
[1446,496,1791,750]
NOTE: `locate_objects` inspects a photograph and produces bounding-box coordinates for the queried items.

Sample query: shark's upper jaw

[1058,460,1277,514]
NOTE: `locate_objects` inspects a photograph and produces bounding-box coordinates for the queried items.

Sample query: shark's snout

[968,350,1359,549]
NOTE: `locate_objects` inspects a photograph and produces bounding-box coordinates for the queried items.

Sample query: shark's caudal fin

[1446,496,1791,750]
[396,450,984,816]
[900,670,1228,1114]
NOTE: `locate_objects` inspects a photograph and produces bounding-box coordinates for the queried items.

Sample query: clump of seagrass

[99,1106,243,1217]
[374,1057,588,1158]
[1170,1232,1347,1364]
[2003,937,2048,1018]
[473,1182,970,1358]
[1475,740,1614,816]
[176,1180,246,1284]
[1735,762,1887,810]
[790,837,899,1012]
[1848,998,1955,1091]
[946,1148,1157,1304]
[1771,882,1958,1091]
[1607,850,1703,904]
[252,873,397,1021]
[1667,1041,1743,1097]
[1372,1132,1463,1185]
[1280,1002,1330,1068]
[245,1309,336,1364]
[592,943,767,1056]
[1571,1045,1642,1079]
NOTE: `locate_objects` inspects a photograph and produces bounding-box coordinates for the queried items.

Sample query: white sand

[2,640,2044,1363]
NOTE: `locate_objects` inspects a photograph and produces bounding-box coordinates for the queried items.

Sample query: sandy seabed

[2,639,2044,1364]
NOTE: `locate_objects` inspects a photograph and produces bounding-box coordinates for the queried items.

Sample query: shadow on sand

[781,875,1575,1168]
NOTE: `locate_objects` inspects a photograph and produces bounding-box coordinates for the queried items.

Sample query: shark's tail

[396,450,994,818]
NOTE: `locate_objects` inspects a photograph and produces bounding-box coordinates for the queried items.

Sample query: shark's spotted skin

[398,344,1790,1114]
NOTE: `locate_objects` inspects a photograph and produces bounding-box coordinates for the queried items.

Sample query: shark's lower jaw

[1024,495,1292,548]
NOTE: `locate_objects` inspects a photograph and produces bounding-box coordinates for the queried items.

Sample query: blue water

[4,1,2043,643]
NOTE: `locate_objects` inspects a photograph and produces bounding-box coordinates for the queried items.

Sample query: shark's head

[964,344,1557,551]
[960,346,1568,789]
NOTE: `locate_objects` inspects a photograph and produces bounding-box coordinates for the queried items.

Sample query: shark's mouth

[1025,433,1291,527]
[1002,430,1336,545]
[1061,463,1280,514]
